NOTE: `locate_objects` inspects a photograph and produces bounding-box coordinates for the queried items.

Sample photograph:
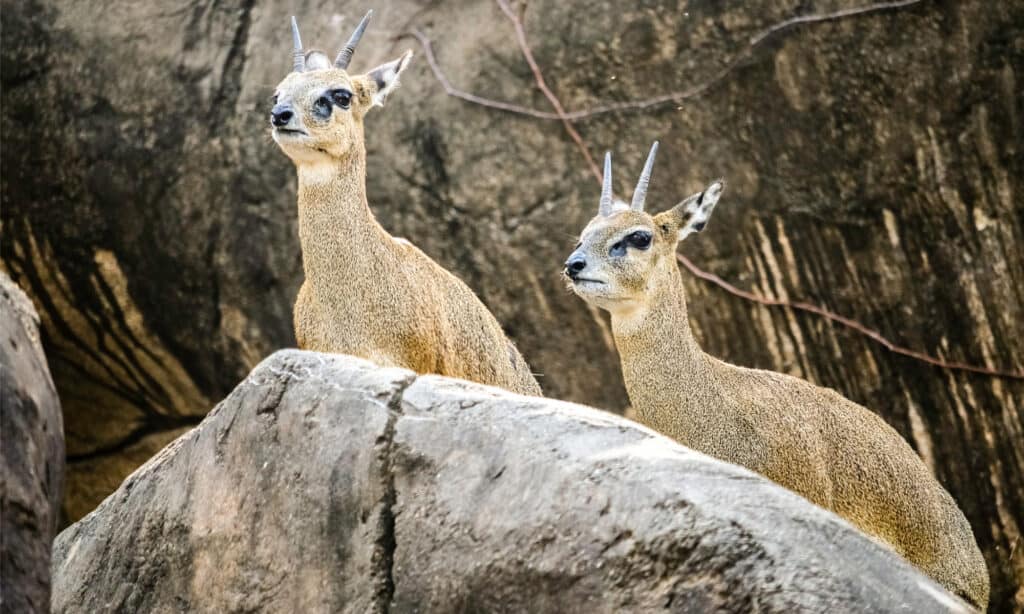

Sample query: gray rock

[52,350,970,613]
[52,351,411,613]
[1,272,65,613]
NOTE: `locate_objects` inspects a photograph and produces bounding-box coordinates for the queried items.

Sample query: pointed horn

[631,141,658,211]
[291,16,305,73]
[599,152,614,217]
[335,10,372,69]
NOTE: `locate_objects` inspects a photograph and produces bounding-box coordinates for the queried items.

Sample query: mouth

[571,277,605,285]
[273,127,309,137]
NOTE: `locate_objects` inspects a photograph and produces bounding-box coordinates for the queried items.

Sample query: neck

[610,260,715,428]
[295,148,392,296]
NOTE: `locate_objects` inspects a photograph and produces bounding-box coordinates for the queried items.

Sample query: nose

[565,254,587,279]
[271,104,294,127]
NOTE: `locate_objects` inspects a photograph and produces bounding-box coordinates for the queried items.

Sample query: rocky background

[1,0,1021,610]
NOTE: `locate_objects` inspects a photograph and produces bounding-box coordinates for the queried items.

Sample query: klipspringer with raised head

[564,142,988,609]
[271,12,541,396]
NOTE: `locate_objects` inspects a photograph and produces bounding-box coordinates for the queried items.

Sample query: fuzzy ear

[363,50,413,107]
[659,180,725,242]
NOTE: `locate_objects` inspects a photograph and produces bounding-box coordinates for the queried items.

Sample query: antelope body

[564,143,989,609]
[271,13,540,396]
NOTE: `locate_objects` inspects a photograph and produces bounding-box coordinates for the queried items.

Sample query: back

[717,361,988,607]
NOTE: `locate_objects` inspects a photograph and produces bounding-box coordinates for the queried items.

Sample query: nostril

[566,257,587,276]
[271,108,293,127]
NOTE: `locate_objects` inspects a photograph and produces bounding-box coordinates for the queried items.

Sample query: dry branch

[410,0,1023,380]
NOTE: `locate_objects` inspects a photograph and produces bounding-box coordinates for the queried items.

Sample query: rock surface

[2,0,1021,608]
[52,350,970,613]
[1,272,65,613]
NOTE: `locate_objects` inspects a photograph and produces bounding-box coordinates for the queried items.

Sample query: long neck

[610,260,717,430]
[295,148,392,296]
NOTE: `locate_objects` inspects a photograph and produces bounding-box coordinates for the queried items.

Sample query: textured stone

[1,272,65,613]
[52,351,971,613]
[2,0,1021,608]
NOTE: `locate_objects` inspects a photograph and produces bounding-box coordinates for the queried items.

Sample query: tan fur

[566,177,988,608]
[271,49,540,396]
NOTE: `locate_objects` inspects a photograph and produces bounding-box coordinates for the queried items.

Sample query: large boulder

[2,0,1021,607]
[52,350,970,613]
[1,273,65,613]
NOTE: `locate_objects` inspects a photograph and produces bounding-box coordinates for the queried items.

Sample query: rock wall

[51,350,972,613]
[1,273,65,613]
[1,0,1021,608]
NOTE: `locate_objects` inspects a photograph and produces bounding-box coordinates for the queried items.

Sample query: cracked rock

[51,350,970,613]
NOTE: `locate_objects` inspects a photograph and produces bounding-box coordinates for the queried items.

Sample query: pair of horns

[291,10,372,73]
[599,141,659,217]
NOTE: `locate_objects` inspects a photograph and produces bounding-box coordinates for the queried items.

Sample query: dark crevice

[66,414,203,463]
[373,374,416,614]
[3,247,153,409]
[209,0,256,128]
[90,268,166,370]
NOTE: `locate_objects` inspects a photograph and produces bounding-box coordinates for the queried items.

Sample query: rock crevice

[372,374,415,614]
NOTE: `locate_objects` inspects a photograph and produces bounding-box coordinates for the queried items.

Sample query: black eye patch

[609,231,652,257]
[313,88,354,119]
[313,95,332,119]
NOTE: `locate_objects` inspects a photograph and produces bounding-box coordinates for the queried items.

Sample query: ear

[358,50,413,109]
[656,180,725,243]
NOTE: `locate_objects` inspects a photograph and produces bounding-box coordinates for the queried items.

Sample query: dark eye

[270,93,278,105]
[627,231,652,249]
[331,89,352,109]
[609,241,625,257]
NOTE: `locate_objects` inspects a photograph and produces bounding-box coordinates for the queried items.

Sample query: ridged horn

[630,141,658,211]
[599,152,614,217]
[334,10,372,69]
[291,16,305,73]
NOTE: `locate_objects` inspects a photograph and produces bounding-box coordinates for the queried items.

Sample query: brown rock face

[1,0,1021,609]
[51,350,974,614]
[1,273,65,613]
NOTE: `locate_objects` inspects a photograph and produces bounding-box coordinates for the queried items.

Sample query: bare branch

[748,0,922,47]
[413,0,924,122]
[676,254,1023,380]
[409,29,561,120]
[563,0,925,119]
[413,0,1022,380]
[495,0,602,182]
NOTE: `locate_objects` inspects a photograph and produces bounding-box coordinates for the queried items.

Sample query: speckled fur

[567,183,988,609]
[271,53,540,396]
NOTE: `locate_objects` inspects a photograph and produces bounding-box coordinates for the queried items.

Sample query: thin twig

[748,0,922,47]
[411,0,924,122]
[676,254,1023,379]
[495,0,602,182]
[409,29,560,120]
[415,1,1022,380]
[556,0,926,120]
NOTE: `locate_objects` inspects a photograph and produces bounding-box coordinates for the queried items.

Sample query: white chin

[572,284,609,300]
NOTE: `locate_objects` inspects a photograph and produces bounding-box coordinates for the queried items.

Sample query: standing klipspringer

[270,12,540,396]
[563,142,988,609]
